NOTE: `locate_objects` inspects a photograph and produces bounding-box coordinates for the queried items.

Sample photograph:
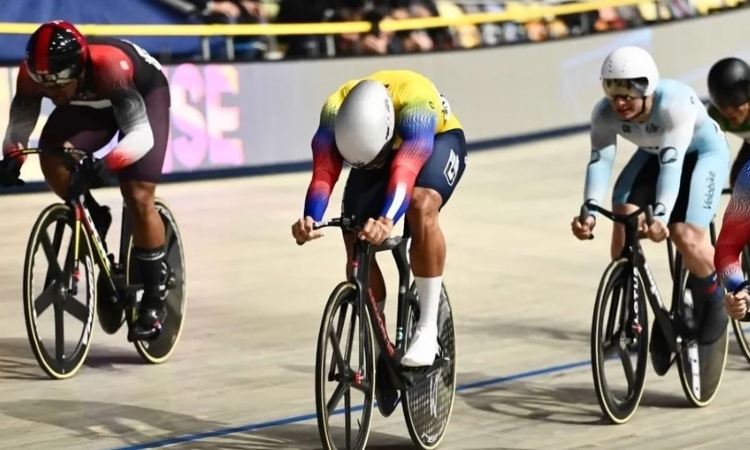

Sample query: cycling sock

[414,276,442,332]
[134,245,165,309]
[691,272,723,304]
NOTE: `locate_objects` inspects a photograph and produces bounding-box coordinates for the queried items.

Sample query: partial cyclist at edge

[0,20,171,341]
[706,57,750,189]
[709,58,750,322]
[570,45,731,375]
[290,69,467,375]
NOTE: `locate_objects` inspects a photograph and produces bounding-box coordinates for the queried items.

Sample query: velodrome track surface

[0,133,748,449]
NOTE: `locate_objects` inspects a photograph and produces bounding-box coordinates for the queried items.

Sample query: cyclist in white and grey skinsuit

[570,46,731,376]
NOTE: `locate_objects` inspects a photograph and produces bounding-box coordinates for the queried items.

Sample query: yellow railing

[0,0,735,60]
[0,0,652,36]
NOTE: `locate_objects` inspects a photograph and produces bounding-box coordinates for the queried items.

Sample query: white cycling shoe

[401,326,439,368]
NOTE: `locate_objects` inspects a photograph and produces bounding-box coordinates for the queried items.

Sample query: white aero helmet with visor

[334,80,395,169]
[600,46,660,99]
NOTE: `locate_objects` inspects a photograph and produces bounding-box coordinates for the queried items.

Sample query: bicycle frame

[12,147,123,302]
[583,203,684,353]
[313,216,443,390]
[349,234,416,390]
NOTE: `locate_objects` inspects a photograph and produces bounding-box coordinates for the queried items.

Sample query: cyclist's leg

[610,149,653,258]
[672,146,730,345]
[401,129,467,368]
[340,162,389,313]
[38,105,118,242]
[116,86,171,336]
[729,141,750,189]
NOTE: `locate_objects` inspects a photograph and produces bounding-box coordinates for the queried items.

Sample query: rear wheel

[401,282,457,449]
[125,199,187,364]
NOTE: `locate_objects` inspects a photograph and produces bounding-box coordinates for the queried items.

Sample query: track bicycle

[17,147,188,380]
[310,216,457,450]
[582,202,728,424]
[706,187,750,364]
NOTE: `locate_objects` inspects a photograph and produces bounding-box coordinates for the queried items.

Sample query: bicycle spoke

[327,381,348,416]
[329,304,349,380]
[327,327,348,374]
[618,346,636,386]
[34,282,59,316]
[63,295,89,323]
[345,388,352,450]
[39,230,63,279]
[54,301,65,362]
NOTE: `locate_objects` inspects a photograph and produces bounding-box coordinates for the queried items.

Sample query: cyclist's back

[325,70,463,141]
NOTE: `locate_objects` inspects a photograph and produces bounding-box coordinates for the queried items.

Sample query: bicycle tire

[125,199,188,364]
[401,282,457,449]
[730,246,750,365]
[590,258,649,424]
[315,281,375,450]
[675,266,729,408]
[23,203,97,380]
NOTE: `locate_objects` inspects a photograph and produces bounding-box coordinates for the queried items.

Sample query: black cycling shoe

[128,297,166,342]
[699,298,729,345]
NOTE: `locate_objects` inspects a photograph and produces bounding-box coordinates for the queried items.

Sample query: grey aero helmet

[334,80,395,169]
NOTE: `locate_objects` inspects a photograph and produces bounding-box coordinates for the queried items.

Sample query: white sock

[414,276,442,332]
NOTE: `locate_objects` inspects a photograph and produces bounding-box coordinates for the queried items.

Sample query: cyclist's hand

[0,150,25,188]
[645,219,669,243]
[571,215,594,240]
[292,216,323,245]
[725,290,748,321]
[359,217,393,245]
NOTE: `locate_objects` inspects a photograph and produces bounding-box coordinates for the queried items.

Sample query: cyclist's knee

[670,223,709,257]
[406,188,442,229]
[39,153,70,199]
[120,181,156,222]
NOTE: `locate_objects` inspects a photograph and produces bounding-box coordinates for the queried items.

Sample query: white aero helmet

[600,46,660,98]
[334,80,395,169]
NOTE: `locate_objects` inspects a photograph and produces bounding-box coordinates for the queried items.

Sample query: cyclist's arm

[105,86,154,170]
[2,68,43,164]
[583,100,617,215]
[303,101,344,222]
[715,178,750,292]
[379,98,439,224]
[730,140,750,188]
[651,98,696,223]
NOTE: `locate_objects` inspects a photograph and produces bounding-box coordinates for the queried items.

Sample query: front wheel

[23,203,97,380]
[315,282,375,450]
[125,199,187,364]
[590,258,649,424]
[401,282,457,449]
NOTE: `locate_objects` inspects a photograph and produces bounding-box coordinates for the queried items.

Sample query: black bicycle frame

[583,203,682,353]
[311,216,441,390]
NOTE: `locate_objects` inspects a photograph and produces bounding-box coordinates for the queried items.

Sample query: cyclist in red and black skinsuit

[0,20,171,342]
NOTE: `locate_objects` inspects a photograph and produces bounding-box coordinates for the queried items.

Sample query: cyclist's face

[42,79,78,106]
[609,95,649,121]
[718,102,749,126]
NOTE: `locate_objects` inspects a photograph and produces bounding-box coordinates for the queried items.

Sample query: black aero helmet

[708,57,750,107]
[25,20,88,87]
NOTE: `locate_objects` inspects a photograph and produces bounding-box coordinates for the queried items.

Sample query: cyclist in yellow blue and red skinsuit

[291,69,467,411]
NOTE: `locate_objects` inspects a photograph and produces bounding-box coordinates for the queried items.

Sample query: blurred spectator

[155,0,268,59]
